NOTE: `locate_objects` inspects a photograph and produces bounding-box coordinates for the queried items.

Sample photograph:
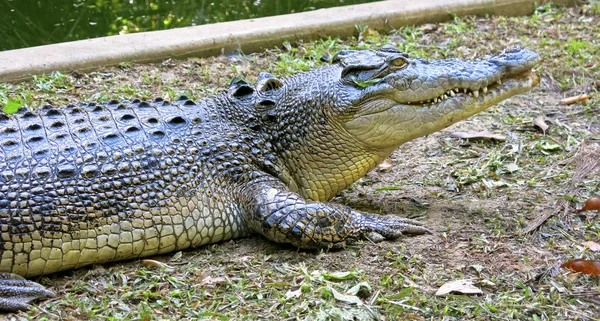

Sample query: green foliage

[565,39,590,55]
[593,0,600,14]
[351,77,382,88]
[2,99,23,114]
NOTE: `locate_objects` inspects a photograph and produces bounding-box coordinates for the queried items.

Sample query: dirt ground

[1,2,599,321]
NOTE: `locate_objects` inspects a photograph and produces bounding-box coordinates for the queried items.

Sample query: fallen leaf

[285,288,302,299]
[346,282,372,299]
[450,131,506,141]
[469,264,484,273]
[435,279,483,296]
[581,241,600,252]
[533,116,549,134]
[561,259,600,276]
[418,23,438,33]
[560,94,590,105]
[322,271,357,281]
[377,159,394,172]
[405,314,426,321]
[550,279,569,292]
[575,196,600,212]
[362,28,379,37]
[170,251,183,261]
[356,25,379,42]
[504,163,520,173]
[566,272,581,282]
[199,276,226,287]
[141,259,173,270]
[236,255,253,262]
[331,287,362,305]
[539,142,562,152]
[482,179,511,188]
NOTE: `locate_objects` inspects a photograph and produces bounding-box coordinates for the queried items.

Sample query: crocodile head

[334,45,540,149]
[254,46,539,200]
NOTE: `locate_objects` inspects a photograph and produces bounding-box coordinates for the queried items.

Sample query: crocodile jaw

[340,46,540,151]
[408,70,539,143]
[344,69,539,149]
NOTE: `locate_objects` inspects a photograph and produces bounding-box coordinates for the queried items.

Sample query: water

[0,0,382,51]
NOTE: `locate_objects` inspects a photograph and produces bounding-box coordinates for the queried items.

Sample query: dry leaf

[566,272,581,282]
[405,314,426,321]
[533,116,549,134]
[331,287,362,305]
[363,28,379,37]
[199,276,226,287]
[581,241,600,252]
[450,131,506,141]
[418,24,438,33]
[561,259,600,276]
[575,196,600,212]
[435,279,483,296]
[285,288,302,299]
[346,282,371,299]
[357,27,379,42]
[377,159,393,171]
[236,255,253,262]
[170,251,183,261]
[561,94,590,105]
[141,259,173,270]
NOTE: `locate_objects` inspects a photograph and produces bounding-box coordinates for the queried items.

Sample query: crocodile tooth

[434,98,439,103]
[497,79,502,85]
[449,90,455,97]
[463,88,468,93]
[473,90,479,98]
[482,86,488,93]
[442,94,448,100]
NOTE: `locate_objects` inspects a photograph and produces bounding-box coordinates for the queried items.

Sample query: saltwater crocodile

[0,45,539,311]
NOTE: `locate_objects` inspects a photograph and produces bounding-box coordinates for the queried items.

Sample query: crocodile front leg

[240,175,431,249]
[0,273,55,311]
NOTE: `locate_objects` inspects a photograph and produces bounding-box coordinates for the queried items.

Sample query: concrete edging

[0,0,578,82]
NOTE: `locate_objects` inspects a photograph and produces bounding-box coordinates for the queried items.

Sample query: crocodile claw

[359,213,432,241]
[0,273,55,312]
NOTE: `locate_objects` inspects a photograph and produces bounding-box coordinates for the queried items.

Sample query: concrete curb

[0,0,578,82]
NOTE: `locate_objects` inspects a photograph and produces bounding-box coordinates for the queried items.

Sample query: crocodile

[0,45,540,311]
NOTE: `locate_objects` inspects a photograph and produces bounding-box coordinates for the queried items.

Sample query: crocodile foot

[0,273,56,312]
[361,214,432,239]
[327,212,432,249]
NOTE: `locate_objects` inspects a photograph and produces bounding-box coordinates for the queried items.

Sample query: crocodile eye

[390,57,407,68]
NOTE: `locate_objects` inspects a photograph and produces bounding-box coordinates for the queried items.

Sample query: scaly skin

[0,45,539,311]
